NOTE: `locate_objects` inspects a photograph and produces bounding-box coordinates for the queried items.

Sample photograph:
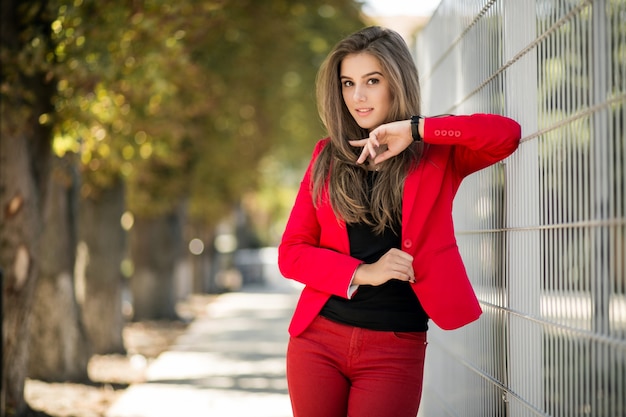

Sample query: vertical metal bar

[503,0,543,415]
[591,0,610,336]
[590,2,611,415]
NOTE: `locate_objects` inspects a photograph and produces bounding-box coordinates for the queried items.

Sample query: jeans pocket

[392,331,427,344]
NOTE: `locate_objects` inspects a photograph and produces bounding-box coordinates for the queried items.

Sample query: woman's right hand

[349,118,421,165]
[352,248,415,286]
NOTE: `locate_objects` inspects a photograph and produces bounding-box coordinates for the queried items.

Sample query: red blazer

[278,114,521,337]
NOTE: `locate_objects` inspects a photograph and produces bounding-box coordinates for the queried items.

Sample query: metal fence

[414,1,626,416]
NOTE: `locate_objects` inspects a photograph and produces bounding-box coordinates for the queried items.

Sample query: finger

[369,132,380,147]
[407,265,415,282]
[369,127,385,142]
[373,150,394,164]
[348,138,368,147]
[390,266,414,283]
[388,248,414,262]
[366,141,378,159]
[399,261,415,283]
[405,264,415,280]
[356,147,369,164]
[350,137,378,164]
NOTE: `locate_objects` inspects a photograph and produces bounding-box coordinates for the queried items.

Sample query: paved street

[107,266,300,417]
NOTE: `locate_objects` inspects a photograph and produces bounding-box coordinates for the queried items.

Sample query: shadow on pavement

[106,279,300,417]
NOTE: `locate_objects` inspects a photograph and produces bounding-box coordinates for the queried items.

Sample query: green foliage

[39,0,366,227]
[182,0,367,224]
[51,0,199,212]
[1,0,57,138]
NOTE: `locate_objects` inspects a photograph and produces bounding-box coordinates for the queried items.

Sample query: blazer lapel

[318,200,351,254]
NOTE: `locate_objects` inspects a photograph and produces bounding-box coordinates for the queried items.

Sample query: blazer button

[448,130,455,136]
[403,239,413,249]
[455,130,461,137]
[434,129,441,136]
[441,130,448,136]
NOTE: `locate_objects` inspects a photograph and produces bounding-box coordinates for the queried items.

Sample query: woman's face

[340,52,392,131]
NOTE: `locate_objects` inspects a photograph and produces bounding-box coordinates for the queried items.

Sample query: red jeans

[287,315,427,417]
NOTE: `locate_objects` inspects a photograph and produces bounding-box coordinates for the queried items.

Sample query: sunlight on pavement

[106,277,298,417]
[146,351,286,382]
[107,384,292,417]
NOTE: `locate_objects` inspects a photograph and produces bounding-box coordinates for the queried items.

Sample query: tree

[0,0,370,415]
[1,0,57,414]
[118,0,368,311]
[77,179,126,353]
[1,0,367,412]
[28,156,91,381]
[182,0,367,256]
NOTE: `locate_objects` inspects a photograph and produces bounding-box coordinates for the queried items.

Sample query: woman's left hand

[349,119,414,165]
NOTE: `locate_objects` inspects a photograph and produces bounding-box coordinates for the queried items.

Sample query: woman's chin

[356,121,378,131]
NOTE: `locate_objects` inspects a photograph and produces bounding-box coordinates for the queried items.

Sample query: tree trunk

[0,133,48,417]
[78,180,126,354]
[1,0,55,413]
[130,212,182,320]
[28,156,91,382]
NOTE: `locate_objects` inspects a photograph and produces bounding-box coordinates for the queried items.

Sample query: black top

[320,171,429,332]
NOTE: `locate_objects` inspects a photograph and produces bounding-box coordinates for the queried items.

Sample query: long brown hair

[312,26,422,234]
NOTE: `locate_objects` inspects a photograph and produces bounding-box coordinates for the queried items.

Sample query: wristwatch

[410,115,423,143]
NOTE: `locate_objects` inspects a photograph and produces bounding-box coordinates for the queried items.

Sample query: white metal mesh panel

[415,1,626,416]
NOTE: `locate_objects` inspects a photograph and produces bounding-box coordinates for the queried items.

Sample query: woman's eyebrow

[340,71,383,80]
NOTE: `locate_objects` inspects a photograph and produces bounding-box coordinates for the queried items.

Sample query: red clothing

[278,114,521,337]
[287,316,427,417]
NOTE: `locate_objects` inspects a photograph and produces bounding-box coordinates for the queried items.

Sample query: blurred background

[0,1,437,416]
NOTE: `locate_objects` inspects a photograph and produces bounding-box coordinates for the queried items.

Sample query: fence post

[503,0,543,415]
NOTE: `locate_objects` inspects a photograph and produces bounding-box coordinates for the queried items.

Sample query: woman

[278,26,521,417]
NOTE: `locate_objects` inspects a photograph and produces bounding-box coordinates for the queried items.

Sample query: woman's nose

[353,85,366,102]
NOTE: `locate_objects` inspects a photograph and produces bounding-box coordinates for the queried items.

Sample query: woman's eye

[343,80,354,87]
[368,78,379,85]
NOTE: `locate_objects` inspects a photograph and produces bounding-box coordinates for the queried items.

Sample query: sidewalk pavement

[106,269,300,417]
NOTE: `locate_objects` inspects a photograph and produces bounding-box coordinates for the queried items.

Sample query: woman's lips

[355,108,373,116]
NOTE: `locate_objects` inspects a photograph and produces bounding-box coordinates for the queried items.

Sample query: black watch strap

[411,115,423,142]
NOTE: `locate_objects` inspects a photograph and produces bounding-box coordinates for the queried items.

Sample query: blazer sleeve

[424,113,521,178]
[278,140,363,298]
